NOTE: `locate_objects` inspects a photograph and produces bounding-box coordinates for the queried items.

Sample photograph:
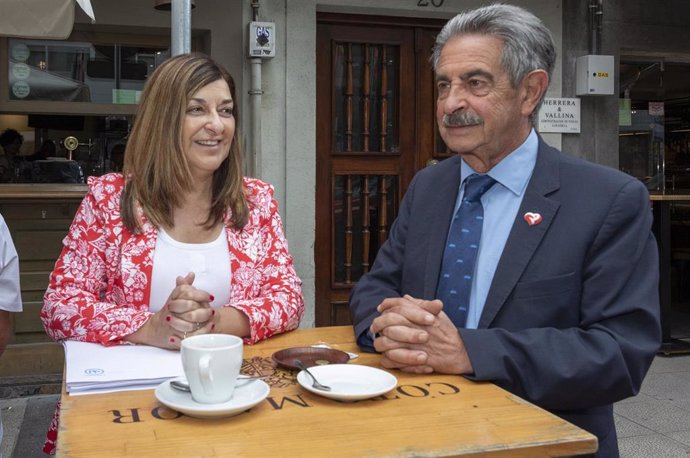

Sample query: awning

[0,0,95,40]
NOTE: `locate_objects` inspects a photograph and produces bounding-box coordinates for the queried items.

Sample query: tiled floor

[3,312,690,457]
[614,308,690,457]
[615,354,690,457]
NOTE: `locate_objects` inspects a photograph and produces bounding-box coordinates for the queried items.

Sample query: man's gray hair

[431,3,556,89]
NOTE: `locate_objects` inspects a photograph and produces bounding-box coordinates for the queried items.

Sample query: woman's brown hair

[121,53,248,232]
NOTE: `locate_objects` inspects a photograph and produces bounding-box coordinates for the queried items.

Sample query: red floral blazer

[41,173,304,345]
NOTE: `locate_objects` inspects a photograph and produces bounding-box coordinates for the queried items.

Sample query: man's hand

[371,295,473,375]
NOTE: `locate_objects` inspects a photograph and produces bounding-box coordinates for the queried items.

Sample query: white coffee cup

[180,334,243,404]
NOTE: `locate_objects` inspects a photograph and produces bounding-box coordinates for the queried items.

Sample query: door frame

[314,13,446,327]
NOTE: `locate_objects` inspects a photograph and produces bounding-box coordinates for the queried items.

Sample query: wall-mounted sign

[619,98,632,126]
[649,101,665,117]
[112,89,141,104]
[11,81,30,98]
[11,62,30,79]
[11,43,30,62]
[537,97,581,133]
[248,22,275,58]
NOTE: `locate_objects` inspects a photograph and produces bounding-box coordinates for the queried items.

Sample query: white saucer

[155,377,269,419]
[297,364,397,401]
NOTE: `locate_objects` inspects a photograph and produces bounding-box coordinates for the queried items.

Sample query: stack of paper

[63,341,184,396]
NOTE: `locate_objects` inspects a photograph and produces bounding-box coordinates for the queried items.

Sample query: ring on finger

[195,321,202,331]
[183,331,187,339]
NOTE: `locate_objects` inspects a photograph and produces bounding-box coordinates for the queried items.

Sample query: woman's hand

[168,273,251,341]
[165,272,216,342]
[125,272,216,349]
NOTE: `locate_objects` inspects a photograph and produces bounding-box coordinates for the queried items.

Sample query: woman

[41,53,304,453]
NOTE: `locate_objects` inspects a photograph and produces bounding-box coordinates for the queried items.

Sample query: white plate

[155,377,269,419]
[297,364,397,401]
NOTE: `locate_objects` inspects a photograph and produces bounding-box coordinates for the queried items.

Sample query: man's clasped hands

[370,295,474,376]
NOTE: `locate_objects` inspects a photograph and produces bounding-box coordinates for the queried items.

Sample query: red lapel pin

[524,212,542,226]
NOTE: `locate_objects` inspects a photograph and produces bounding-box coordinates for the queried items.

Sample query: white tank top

[148,227,231,312]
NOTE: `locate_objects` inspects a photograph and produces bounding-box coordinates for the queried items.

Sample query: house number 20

[417,0,445,6]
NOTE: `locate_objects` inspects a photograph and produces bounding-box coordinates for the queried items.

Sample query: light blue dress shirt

[450,129,538,328]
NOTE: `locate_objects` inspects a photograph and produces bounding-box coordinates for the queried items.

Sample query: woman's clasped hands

[132,272,217,349]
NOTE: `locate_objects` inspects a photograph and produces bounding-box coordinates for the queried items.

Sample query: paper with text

[64,341,184,395]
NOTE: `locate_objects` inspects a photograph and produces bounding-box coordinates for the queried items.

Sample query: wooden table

[56,326,597,457]
[650,193,690,355]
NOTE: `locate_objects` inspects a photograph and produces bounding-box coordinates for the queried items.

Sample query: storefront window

[619,105,665,190]
[8,38,169,104]
[1,33,176,184]
[619,60,690,192]
[0,114,130,184]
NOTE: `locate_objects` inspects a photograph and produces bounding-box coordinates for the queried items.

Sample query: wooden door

[315,15,445,326]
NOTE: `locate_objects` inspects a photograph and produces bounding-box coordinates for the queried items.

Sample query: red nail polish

[211,324,215,330]
[169,337,175,343]
[211,310,216,316]
[209,295,215,301]
[165,316,171,322]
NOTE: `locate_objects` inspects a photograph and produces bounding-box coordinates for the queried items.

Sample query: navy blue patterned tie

[436,174,496,327]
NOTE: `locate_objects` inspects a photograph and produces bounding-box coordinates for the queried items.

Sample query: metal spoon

[294,359,332,391]
[170,375,265,393]
[170,380,192,392]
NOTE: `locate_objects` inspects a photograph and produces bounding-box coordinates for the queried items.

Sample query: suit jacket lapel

[479,139,561,328]
[423,156,462,298]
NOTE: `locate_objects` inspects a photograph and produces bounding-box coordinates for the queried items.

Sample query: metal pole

[588,0,603,55]
[171,0,192,56]
[249,58,263,178]
[248,0,263,177]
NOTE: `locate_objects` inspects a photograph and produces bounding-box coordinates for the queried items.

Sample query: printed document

[63,341,184,395]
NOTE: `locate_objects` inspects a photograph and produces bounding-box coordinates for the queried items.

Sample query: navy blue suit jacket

[349,138,661,457]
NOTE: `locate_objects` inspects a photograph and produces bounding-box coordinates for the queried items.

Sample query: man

[349,4,660,457]
[0,212,23,458]
[0,129,23,182]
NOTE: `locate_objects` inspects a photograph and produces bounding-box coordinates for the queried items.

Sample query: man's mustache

[442,112,484,127]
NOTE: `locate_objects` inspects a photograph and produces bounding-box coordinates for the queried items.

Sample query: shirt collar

[460,128,538,196]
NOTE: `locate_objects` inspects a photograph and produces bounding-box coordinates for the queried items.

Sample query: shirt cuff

[356,328,378,353]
